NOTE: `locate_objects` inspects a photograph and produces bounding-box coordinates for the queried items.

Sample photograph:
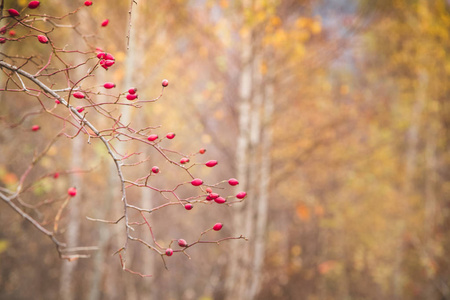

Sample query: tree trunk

[59,129,83,300]
[225,2,253,297]
[59,7,90,297]
[249,54,274,299]
[393,68,427,299]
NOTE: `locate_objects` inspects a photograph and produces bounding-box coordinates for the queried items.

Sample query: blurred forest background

[1,0,450,299]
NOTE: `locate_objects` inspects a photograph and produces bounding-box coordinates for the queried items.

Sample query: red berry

[28,1,40,9]
[147,134,158,141]
[128,87,137,94]
[37,35,48,44]
[199,148,206,154]
[166,133,175,139]
[31,125,40,131]
[184,203,193,210]
[151,166,160,174]
[191,178,203,186]
[178,239,187,247]
[126,94,138,101]
[97,52,106,59]
[213,223,223,231]
[68,187,77,197]
[165,248,173,256]
[55,100,61,104]
[205,160,218,167]
[53,172,60,179]
[209,193,219,199]
[162,79,169,87]
[236,192,247,199]
[84,0,93,6]
[100,61,108,70]
[214,197,226,204]
[205,187,213,193]
[76,106,84,113]
[8,30,15,36]
[0,38,6,44]
[73,91,85,99]
[99,59,115,70]
[205,195,213,201]
[103,82,116,89]
[104,59,115,67]
[105,53,115,60]
[180,157,190,164]
[101,19,109,27]
[228,178,239,186]
[8,9,20,17]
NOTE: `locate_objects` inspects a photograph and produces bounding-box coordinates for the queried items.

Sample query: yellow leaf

[213,109,224,120]
[201,134,212,144]
[291,245,302,257]
[219,0,228,8]
[340,84,349,95]
[295,17,309,29]
[310,20,322,34]
[260,61,268,75]
[0,240,9,254]
[270,16,281,27]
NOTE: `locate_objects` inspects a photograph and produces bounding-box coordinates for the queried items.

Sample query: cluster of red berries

[147,132,176,142]
[165,223,223,257]
[202,179,247,204]
[3,2,42,44]
[7,1,40,18]
[97,52,115,70]
[126,87,138,100]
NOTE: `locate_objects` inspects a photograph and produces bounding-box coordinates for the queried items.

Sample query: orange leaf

[296,204,310,221]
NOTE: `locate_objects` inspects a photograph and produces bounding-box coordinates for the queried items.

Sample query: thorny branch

[0,3,247,276]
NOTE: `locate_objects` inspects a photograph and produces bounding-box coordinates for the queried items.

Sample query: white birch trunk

[249,58,274,299]
[59,7,90,298]
[59,135,82,300]
[225,2,253,297]
[393,69,427,299]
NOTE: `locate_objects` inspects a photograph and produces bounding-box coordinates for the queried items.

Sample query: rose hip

[68,187,77,197]
[228,178,239,186]
[147,134,158,141]
[178,239,187,247]
[28,1,40,9]
[103,82,116,89]
[213,223,223,231]
[191,178,203,186]
[205,160,218,167]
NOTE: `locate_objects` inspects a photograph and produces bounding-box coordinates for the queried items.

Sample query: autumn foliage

[1,0,450,300]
